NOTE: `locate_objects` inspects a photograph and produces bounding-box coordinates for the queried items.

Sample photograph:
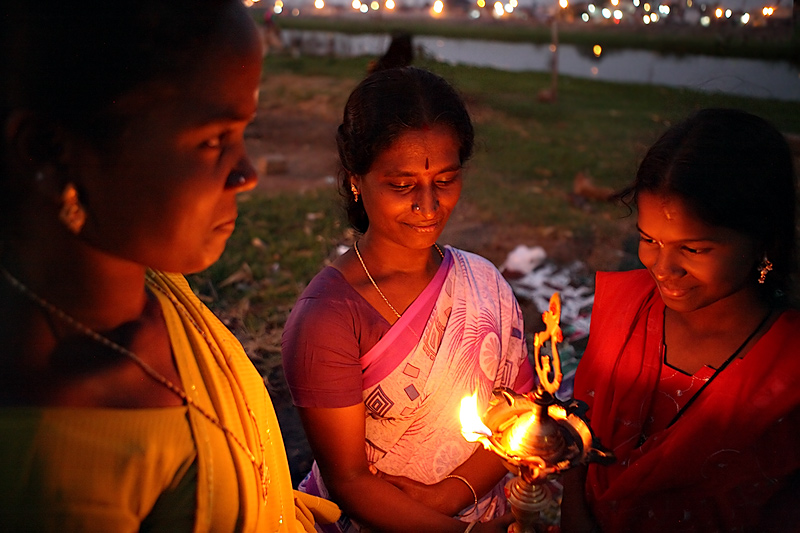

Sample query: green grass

[190,53,800,348]
[189,190,346,337]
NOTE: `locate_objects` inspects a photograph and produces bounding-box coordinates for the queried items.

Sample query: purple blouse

[281,267,390,408]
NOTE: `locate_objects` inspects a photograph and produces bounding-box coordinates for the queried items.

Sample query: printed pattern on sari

[302,247,533,531]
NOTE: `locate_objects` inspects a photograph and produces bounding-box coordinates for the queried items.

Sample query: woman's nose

[413,187,439,216]
[225,157,258,191]
[649,248,684,281]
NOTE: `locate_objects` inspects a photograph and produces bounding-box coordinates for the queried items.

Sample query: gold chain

[0,266,269,500]
[353,241,444,319]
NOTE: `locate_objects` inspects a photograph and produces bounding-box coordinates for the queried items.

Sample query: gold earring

[758,255,773,284]
[58,183,86,235]
[350,183,359,203]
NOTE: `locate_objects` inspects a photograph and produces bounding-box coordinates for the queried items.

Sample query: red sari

[574,270,800,532]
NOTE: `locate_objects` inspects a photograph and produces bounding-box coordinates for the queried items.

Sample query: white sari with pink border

[301,246,533,532]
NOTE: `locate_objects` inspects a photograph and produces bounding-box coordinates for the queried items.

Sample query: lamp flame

[460,392,492,442]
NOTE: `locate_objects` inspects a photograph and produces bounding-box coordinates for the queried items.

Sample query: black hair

[1,0,242,145]
[337,67,474,233]
[617,108,797,301]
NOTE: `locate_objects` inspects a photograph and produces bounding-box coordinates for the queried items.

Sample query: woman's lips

[408,220,442,233]
[657,284,691,299]
[215,218,237,234]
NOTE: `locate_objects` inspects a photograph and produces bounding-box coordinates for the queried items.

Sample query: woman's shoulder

[448,246,493,266]
[769,308,800,342]
[595,269,655,303]
[284,266,380,337]
[447,246,506,279]
[296,266,352,300]
[596,268,653,287]
[305,264,346,284]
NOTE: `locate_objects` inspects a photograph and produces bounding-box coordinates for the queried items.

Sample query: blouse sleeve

[281,269,368,409]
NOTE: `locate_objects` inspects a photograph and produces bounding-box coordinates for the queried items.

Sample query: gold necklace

[0,266,269,500]
[353,241,444,319]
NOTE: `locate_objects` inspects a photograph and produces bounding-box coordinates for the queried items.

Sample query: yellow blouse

[0,407,197,532]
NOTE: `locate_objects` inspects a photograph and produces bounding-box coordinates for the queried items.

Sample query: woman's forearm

[326,470,469,533]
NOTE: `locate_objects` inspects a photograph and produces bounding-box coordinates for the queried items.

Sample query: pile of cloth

[500,245,595,400]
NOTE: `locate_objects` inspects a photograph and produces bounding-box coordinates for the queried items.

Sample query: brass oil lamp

[460,293,614,532]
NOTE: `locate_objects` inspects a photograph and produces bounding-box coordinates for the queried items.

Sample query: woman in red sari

[564,109,800,532]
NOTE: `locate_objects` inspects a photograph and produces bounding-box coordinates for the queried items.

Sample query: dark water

[282,29,800,102]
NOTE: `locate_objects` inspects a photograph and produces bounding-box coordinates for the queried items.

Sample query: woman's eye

[390,183,412,190]
[639,235,656,245]
[682,246,702,254]
[437,172,461,186]
[201,132,230,150]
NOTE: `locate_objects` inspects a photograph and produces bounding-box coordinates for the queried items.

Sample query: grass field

[188,50,800,365]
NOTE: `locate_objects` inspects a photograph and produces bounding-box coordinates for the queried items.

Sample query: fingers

[294,495,316,532]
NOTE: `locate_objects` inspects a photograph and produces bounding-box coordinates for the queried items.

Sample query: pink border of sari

[360,248,453,390]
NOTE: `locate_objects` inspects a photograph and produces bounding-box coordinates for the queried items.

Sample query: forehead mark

[425,157,429,170]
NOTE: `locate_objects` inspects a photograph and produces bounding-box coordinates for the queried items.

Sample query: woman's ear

[4,110,65,176]
[4,110,95,201]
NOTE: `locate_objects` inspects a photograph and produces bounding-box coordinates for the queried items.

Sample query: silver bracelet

[445,474,479,513]
[463,521,479,533]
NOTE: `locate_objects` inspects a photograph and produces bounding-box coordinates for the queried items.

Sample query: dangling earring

[350,183,359,203]
[758,255,773,284]
[58,183,86,235]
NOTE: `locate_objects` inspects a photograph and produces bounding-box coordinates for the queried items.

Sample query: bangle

[463,521,478,533]
[445,474,479,514]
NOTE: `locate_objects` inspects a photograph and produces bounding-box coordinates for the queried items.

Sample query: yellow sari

[149,271,339,532]
[0,271,337,532]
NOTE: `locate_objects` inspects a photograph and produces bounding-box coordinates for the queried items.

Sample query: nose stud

[412,203,421,212]
[226,171,248,188]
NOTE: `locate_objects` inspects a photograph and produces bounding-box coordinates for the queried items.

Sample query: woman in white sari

[282,67,533,533]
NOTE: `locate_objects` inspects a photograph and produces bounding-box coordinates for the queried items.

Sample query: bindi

[425,157,429,170]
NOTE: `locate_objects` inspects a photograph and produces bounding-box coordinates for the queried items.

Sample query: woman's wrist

[444,474,479,514]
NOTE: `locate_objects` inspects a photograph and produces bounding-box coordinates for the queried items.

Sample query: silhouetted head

[367,32,414,74]
[1,0,263,272]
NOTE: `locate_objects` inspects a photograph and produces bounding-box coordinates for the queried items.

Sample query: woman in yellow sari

[0,2,337,530]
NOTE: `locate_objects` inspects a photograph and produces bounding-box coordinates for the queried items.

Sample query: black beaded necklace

[638,309,773,447]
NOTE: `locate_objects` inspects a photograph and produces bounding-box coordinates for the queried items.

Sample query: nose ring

[412,203,420,212]
[226,171,248,188]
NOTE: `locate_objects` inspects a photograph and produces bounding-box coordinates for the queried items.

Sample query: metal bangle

[445,474,479,514]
